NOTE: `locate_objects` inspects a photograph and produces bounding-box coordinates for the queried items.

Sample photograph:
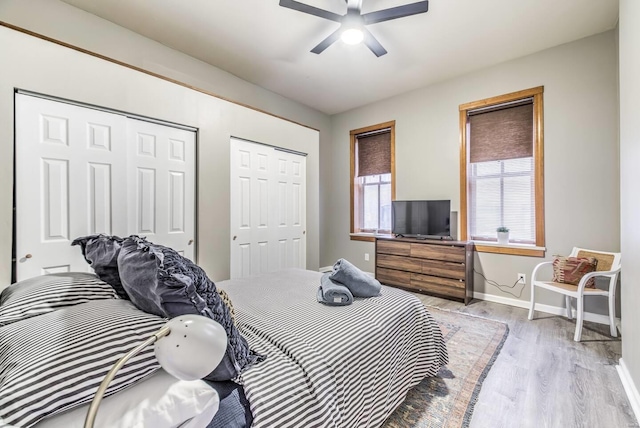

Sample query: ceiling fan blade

[362,1,429,25]
[279,0,342,23]
[362,28,387,57]
[311,28,342,54]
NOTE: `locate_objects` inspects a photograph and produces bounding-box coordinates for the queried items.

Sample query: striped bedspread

[219,269,448,428]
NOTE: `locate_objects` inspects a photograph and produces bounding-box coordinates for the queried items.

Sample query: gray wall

[325,31,620,313]
[619,0,640,403]
[0,0,331,283]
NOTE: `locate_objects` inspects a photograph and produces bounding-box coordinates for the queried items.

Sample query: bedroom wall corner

[619,0,640,411]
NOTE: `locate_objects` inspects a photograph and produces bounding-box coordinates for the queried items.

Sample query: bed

[220,269,448,428]
[0,241,447,428]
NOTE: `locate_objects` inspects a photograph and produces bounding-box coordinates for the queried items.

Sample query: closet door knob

[188,239,194,245]
[25,254,33,259]
[233,236,237,241]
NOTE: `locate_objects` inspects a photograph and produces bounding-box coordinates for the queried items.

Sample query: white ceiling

[60,0,618,115]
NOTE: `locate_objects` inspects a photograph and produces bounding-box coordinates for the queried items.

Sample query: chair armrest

[576,267,621,293]
[531,261,554,283]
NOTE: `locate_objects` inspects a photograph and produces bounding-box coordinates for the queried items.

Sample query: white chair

[528,247,621,342]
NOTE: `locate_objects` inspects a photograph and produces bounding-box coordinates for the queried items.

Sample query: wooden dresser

[375,237,474,305]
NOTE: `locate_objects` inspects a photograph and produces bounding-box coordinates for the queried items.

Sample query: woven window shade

[469,102,533,163]
[357,131,391,177]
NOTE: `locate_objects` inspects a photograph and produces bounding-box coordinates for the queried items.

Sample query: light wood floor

[412,294,639,428]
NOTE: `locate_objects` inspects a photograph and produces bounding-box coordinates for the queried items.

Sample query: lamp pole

[83,326,171,428]
[83,315,227,428]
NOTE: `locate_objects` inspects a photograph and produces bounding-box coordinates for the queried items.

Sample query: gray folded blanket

[329,258,382,298]
[317,273,353,306]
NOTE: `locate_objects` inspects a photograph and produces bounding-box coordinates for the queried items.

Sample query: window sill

[473,241,546,257]
[349,233,379,242]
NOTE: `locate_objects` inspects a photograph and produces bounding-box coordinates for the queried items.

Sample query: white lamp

[341,27,364,45]
[340,11,365,46]
[84,315,227,428]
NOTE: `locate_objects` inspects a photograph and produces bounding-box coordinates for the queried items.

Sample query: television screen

[392,200,451,238]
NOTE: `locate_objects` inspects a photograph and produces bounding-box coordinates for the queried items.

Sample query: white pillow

[34,369,219,428]
[0,299,167,428]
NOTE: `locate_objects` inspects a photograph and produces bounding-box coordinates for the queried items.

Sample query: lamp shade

[341,28,364,45]
[154,315,227,381]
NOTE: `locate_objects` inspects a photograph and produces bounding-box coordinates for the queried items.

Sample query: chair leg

[528,284,536,320]
[574,296,584,342]
[565,295,573,319]
[608,293,618,337]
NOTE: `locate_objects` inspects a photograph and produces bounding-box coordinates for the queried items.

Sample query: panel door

[230,138,306,279]
[230,138,274,278]
[272,149,306,271]
[126,119,196,260]
[15,94,128,279]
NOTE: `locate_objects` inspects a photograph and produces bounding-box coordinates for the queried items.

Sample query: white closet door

[126,119,196,260]
[15,94,128,279]
[16,95,197,281]
[230,138,306,279]
[272,149,306,271]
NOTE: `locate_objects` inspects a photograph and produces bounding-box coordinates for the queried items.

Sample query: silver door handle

[188,239,194,245]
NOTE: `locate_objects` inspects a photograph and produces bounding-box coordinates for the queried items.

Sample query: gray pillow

[117,236,265,381]
[71,234,128,298]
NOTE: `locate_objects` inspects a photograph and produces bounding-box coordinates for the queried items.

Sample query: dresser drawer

[421,259,465,280]
[410,273,466,298]
[411,272,465,289]
[377,254,422,273]
[376,267,411,287]
[410,244,465,263]
[377,240,411,256]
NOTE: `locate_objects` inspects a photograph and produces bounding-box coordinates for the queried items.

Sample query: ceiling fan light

[341,28,364,45]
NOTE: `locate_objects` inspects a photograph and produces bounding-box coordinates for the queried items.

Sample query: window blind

[468,101,533,163]
[468,100,535,244]
[357,131,391,177]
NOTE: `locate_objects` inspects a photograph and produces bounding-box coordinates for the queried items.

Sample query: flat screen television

[392,200,451,239]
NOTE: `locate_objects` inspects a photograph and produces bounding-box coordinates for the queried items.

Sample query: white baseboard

[473,291,620,327]
[335,267,618,327]
[617,358,640,424]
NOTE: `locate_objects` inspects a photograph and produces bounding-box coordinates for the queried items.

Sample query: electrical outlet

[364,253,370,261]
[517,273,526,284]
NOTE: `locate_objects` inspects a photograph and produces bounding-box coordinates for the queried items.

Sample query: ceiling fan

[279,0,429,57]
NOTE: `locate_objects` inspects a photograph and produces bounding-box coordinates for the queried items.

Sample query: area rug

[383,306,509,428]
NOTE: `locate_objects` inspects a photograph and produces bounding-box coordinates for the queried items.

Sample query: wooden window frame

[350,121,396,242]
[459,87,545,257]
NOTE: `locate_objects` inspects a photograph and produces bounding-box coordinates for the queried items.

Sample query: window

[459,87,545,257]
[350,121,395,241]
